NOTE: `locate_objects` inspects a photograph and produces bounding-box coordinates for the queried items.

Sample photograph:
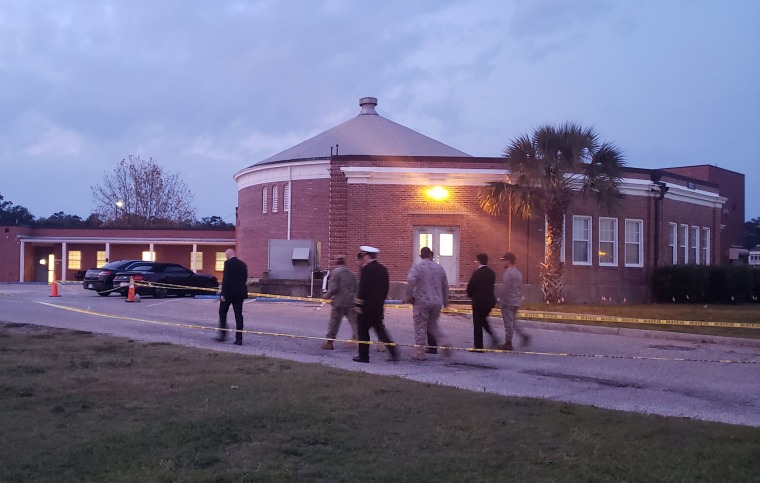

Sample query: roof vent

[359,97,378,115]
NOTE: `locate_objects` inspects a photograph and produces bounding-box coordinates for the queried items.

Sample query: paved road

[2,283,759,427]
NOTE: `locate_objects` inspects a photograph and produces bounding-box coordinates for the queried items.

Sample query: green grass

[1,323,759,482]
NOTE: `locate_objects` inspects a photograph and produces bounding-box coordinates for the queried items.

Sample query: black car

[83,260,143,296]
[113,262,219,298]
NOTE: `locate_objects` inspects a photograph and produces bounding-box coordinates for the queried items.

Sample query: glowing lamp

[425,186,450,201]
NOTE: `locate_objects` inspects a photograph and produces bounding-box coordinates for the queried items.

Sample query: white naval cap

[357,245,380,257]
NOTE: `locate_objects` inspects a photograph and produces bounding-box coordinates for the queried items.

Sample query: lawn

[1,323,758,482]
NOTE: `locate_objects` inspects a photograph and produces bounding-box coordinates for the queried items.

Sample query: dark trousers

[357,310,397,361]
[472,304,496,349]
[219,298,244,342]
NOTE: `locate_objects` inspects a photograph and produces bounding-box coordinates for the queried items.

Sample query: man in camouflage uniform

[321,257,358,350]
[405,246,450,361]
[498,252,530,350]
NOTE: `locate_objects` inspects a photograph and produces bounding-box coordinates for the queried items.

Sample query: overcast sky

[2,0,759,222]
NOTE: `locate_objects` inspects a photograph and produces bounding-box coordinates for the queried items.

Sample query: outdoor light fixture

[39,258,46,265]
[425,186,450,201]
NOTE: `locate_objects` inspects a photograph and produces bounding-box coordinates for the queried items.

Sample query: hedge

[652,265,756,304]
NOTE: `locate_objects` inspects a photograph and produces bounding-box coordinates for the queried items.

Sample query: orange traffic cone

[49,280,61,297]
[125,277,136,303]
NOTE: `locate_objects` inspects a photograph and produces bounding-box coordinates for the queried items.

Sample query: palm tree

[479,122,626,304]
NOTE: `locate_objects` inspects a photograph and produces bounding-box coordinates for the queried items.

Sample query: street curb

[519,319,760,348]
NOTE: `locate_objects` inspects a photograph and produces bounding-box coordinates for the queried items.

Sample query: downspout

[287,166,292,240]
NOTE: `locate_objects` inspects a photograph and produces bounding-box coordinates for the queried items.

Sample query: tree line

[1,155,233,229]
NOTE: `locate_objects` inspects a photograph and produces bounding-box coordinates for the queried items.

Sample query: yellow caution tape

[65,280,760,330]
[26,299,757,365]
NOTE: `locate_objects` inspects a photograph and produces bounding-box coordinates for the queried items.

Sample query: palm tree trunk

[540,208,565,304]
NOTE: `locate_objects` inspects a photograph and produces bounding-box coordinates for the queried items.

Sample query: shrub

[652,265,753,304]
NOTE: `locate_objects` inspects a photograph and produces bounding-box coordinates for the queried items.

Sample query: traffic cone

[125,277,136,303]
[49,280,61,297]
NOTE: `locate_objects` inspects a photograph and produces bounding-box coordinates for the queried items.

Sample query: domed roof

[252,97,471,166]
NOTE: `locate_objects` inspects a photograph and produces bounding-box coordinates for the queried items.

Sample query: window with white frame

[191,252,203,271]
[262,186,268,214]
[625,219,644,267]
[572,216,592,265]
[598,218,617,266]
[68,251,82,270]
[668,223,677,265]
[679,224,688,264]
[544,215,566,263]
[284,183,291,212]
[215,252,226,271]
[690,226,700,264]
[702,227,711,265]
[272,185,279,213]
[96,251,107,267]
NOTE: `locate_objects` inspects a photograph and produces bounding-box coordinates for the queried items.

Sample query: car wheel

[154,287,168,298]
[97,291,110,297]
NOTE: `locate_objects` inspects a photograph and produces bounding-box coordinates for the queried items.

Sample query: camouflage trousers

[325,305,358,340]
[412,303,447,349]
[500,304,526,342]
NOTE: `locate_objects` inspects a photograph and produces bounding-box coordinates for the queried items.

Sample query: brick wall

[236,158,728,303]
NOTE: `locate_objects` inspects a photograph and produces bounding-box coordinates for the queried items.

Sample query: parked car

[83,260,143,296]
[113,262,219,298]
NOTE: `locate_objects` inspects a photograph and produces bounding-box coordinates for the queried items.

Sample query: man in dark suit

[215,248,248,345]
[466,253,500,350]
[353,245,399,363]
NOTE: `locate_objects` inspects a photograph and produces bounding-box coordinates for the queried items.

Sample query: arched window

[262,186,268,214]
[272,185,279,213]
[284,183,291,212]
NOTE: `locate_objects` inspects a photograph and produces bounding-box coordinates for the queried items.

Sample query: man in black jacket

[466,253,500,350]
[215,248,248,345]
[353,245,398,363]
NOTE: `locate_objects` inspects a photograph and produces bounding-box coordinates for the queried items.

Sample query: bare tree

[91,155,197,228]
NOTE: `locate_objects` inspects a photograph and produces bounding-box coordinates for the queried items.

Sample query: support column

[19,240,25,282]
[61,242,68,282]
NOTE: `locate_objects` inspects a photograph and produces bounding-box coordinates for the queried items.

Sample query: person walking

[466,253,500,351]
[321,257,359,350]
[353,245,399,363]
[405,247,450,361]
[215,248,248,345]
[498,252,530,351]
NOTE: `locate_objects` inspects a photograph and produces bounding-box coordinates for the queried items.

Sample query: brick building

[0,225,235,283]
[234,97,742,303]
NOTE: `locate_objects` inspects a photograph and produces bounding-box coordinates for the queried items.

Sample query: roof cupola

[359,97,378,115]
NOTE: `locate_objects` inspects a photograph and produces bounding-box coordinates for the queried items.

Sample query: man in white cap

[353,245,399,363]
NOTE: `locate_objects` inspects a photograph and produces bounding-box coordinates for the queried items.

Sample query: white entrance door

[413,226,460,285]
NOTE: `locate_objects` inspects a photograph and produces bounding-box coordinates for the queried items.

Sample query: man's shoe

[214,336,226,342]
[410,350,427,362]
[321,340,334,350]
[233,340,243,346]
[352,356,369,363]
[425,347,438,354]
[498,341,514,351]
